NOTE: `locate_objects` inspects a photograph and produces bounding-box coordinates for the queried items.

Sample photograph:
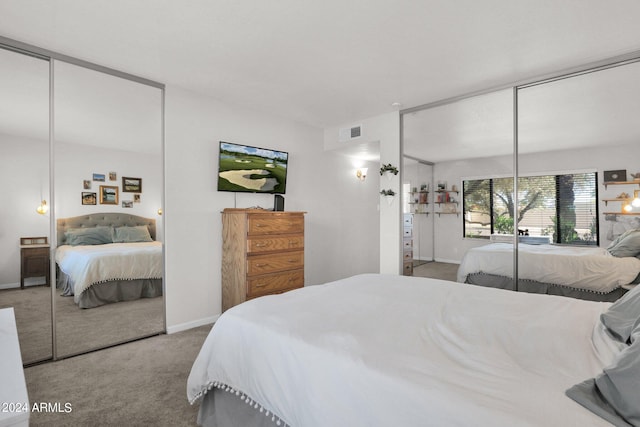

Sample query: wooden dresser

[221,208,305,312]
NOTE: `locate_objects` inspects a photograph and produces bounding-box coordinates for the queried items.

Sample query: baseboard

[0,279,45,290]
[167,315,219,334]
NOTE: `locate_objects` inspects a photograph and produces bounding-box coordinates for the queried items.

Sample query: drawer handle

[255,263,269,267]
[288,240,298,246]
[255,224,265,227]
[287,259,297,263]
[255,282,268,288]
[255,243,267,247]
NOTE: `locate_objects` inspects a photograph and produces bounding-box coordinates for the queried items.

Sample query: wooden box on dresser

[221,208,306,312]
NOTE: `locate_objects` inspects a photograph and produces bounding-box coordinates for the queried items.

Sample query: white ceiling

[2,0,640,130]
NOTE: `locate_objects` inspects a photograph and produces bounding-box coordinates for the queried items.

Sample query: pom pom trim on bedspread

[191,381,289,427]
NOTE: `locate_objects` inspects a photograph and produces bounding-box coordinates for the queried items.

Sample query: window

[463,172,598,245]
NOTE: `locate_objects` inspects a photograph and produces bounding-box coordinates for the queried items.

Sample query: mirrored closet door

[516,59,640,299]
[402,89,515,282]
[53,60,164,358]
[0,46,52,365]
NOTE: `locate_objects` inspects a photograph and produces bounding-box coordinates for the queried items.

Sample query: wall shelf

[603,181,640,189]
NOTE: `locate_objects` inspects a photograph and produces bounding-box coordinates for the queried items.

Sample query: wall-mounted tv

[217,141,288,194]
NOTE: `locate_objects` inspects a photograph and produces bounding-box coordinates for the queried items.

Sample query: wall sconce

[36,200,49,215]
[355,168,368,182]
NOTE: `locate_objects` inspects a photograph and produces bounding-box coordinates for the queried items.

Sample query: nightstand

[20,237,50,289]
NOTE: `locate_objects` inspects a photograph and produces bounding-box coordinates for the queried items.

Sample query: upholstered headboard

[56,213,156,246]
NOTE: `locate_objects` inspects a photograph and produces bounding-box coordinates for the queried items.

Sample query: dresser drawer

[247,270,304,297]
[248,236,304,254]
[247,251,304,276]
[247,215,304,235]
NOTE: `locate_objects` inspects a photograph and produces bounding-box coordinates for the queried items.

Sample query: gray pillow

[594,328,640,426]
[113,225,153,243]
[608,229,640,258]
[601,284,640,343]
[65,227,113,246]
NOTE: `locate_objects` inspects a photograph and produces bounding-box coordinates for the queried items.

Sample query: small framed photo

[82,192,97,205]
[99,185,119,204]
[93,173,105,182]
[604,169,627,183]
[437,181,447,191]
[133,194,141,203]
[109,172,117,181]
[122,200,133,208]
[122,177,142,193]
[83,180,91,189]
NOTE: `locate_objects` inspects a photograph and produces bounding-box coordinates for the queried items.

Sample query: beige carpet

[0,285,164,364]
[412,261,459,282]
[25,324,212,427]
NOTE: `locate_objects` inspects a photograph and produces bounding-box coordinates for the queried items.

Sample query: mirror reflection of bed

[403,58,640,304]
[54,213,164,357]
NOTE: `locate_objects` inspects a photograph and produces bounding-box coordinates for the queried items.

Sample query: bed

[457,242,640,302]
[187,273,640,427]
[55,213,163,309]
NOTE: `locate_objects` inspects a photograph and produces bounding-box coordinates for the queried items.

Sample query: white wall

[54,141,163,240]
[0,134,49,287]
[433,142,640,263]
[324,112,401,275]
[164,86,380,332]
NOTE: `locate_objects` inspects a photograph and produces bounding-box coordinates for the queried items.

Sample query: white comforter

[457,242,640,293]
[188,274,620,427]
[55,242,162,302]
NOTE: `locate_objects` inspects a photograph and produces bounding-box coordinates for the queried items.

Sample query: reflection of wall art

[122,200,133,208]
[83,180,91,189]
[93,173,105,182]
[122,177,142,193]
[109,172,117,181]
[133,194,141,203]
[82,192,97,205]
[437,181,447,191]
[604,169,627,182]
[99,185,119,204]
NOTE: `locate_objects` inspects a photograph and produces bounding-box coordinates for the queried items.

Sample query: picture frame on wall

[81,192,96,205]
[122,200,133,208]
[109,172,117,181]
[83,180,91,189]
[99,185,119,204]
[604,169,627,182]
[122,177,142,193]
[93,173,105,182]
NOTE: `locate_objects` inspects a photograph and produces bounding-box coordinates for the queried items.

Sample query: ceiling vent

[339,125,362,142]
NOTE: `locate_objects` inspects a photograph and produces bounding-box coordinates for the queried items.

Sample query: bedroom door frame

[0,35,166,363]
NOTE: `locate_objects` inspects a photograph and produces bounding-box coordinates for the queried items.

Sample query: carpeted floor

[0,285,164,364]
[24,324,213,427]
[412,261,459,281]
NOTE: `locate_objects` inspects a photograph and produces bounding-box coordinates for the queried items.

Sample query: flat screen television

[217,141,288,194]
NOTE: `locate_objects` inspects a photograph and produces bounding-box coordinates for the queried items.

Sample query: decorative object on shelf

[616,192,631,199]
[437,181,446,191]
[355,168,368,182]
[630,172,640,181]
[604,169,627,182]
[633,190,640,207]
[36,200,48,215]
[451,184,458,192]
[379,164,399,178]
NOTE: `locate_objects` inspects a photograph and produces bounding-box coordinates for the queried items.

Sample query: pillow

[601,284,640,343]
[593,327,640,426]
[113,225,153,243]
[64,227,113,246]
[607,229,640,258]
[566,327,640,427]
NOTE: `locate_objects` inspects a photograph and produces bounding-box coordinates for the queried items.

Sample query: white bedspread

[188,274,618,427]
[457,242,640,293]
[55,242,162,302]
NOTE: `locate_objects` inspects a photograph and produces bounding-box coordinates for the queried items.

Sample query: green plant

[380,189,396,196]
[379,164,399,176]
